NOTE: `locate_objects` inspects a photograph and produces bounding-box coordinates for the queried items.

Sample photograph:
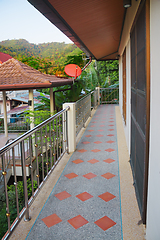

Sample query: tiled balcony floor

[10,105,145,240]
[26,104,122,239]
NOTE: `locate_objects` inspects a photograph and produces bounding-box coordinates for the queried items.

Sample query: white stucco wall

[118,1,141,154]
[118,40,131,154]
[146,1,160,239]
[125,40,131,154]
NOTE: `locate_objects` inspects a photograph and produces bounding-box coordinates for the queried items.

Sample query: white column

[63,103,76,153]
[2,91,8,137]
[96,87,100,105]
[29,89,34,130]
[50,88,54,116]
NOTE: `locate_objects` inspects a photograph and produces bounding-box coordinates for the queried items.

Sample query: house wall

[119,41,131,153]
[0,100,11,114]
[118,1,140,154]
[146,0,160,239]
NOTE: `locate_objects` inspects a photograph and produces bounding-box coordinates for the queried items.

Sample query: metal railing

[0,117,30,133]
[0,106,69,240]
[75,90,98,136]
[0,139,16,186]
[100,87,119,104]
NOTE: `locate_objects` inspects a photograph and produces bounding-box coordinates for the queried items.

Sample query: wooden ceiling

[28,0,126,60]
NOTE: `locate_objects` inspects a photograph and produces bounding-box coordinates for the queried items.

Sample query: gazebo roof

[0,58,73,91]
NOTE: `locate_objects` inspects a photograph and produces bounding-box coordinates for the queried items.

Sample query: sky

[0,0,73,44]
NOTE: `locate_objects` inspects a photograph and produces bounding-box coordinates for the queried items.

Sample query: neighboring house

[28,0,160,239]
[0,90,50,121]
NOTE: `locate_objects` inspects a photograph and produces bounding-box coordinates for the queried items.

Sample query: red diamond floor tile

[85,135,92,137]
[76,192,93,201]
[94,141,102,144]
[108,124,114,126]
[91,149,101,153]
[65,173,78,179]
[72,159,84,164]
[88,130,94,132]
[108,129,114,131]
[83,172,97,179]
[90,125,96,127]
[103,158,115,163]
[82,141,90,144]
[98,192,116,202]
[98,129,104,131]
[106,140,115,144]
[109,121,114,123]
[68,215,88,229]
[88,159,99,164]
[91,121,97,123]
[55,191,71,200]
[94,216,116,231]
[105,148,115,152]
[42,213,62,228]
[77,149,87,153]
[107,134,114,137]
[96,134,104,137]
[101,173,116,179]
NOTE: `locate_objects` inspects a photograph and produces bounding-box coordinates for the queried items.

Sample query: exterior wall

[0,100,11,114]
[118,1,141,154]
[125,40,131,153]
[146,0,160,239]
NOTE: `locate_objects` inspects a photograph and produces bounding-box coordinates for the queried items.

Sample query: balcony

[0,89,145,240]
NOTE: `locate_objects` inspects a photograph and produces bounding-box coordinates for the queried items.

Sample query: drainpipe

[81,56,92,72]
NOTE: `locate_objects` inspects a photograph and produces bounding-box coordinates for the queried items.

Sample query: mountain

[0,39,79,60]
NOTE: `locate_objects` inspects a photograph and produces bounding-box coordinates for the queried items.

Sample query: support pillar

[63,103,76,153]
[50,88,54,116]
[3,91,8,137]
[29,89,34,130]
[96,87,100,105]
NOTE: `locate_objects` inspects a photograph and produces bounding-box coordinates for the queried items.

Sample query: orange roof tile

[0,58,73,90]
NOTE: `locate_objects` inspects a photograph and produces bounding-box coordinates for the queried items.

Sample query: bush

[0,179,37,239]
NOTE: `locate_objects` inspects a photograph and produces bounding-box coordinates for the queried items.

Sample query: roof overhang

[28,0,126,60]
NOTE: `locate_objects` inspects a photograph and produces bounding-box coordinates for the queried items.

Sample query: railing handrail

[100,87,119,89]
[75,91,93,104]
[0,106,70,156]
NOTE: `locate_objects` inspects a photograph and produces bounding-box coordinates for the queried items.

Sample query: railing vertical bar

[29,135,34,196]
[49,122,52,169]
[12,147,20,219]
[35,132,39,187]
[52,120,55,165]
[2,154,11,233]
[45,125,48,175]
[20,140,30,221]
[40,128,44,181]
[59,116,61,156]
[56,118,58,160]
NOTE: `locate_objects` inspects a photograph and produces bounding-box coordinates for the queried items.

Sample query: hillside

[0,39,79,59]
[0,39,83,76]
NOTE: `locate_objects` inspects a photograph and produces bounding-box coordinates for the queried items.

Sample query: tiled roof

[0,58,73,90]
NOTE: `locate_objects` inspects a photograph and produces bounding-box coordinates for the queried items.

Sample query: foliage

[0,179,37,239]
[24,110,53,126]
[96,60,119,87]
[0,39,80,76]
